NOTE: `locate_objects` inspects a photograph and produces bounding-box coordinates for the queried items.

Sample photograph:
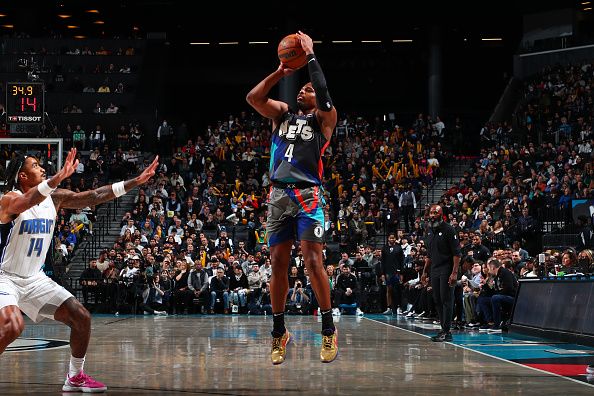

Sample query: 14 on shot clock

[5,82,45,124]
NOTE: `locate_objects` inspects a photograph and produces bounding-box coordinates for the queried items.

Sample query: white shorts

[0,270,74,323]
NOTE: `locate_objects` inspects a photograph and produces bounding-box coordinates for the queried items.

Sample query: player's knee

[2,316,24,342]
[72,305,91,329]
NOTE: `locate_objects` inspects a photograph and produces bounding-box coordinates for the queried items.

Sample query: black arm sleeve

[306,54,333,112]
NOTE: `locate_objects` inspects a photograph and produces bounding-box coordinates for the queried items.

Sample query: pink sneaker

[62,371,107,393]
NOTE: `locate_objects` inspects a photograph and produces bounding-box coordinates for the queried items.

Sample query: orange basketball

[277,33,306,69]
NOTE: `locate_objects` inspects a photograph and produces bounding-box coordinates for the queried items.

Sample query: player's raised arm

[297,31,337,141]
[246,65,291,123]
[0,148,78,218]
[52,155,159,210]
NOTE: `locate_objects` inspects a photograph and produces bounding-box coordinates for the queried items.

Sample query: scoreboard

[5,82,44,124]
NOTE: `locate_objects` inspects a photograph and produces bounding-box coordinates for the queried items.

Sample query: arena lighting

[584,7,593,10]
[581,1,590,4]
[74,35,86,39]
[66,25,79,29]
[393,39,413,42]
[0,14,7,17]
[86,9,99,13]
[190,42,210,45]
[481,37,503,41]
[361,40,382,43]
[57,14,71,18]
[218,42,239,45]
[2,24,14,28]
[93,20,105,24]
[248,41,269,44]
[313,40,322,44]
[331,40,352,43]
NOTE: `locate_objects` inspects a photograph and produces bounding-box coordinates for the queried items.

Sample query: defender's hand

[52,148,79,186]
[136,156,159,184]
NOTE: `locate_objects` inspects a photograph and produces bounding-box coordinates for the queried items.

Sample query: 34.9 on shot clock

[5,82,45,124]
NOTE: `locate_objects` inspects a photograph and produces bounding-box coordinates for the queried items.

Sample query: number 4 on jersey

[284,144,294,163]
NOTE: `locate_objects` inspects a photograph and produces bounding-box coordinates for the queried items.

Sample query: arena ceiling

[0,0,581,45]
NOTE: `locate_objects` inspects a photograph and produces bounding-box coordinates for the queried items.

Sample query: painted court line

[363,316,594,389]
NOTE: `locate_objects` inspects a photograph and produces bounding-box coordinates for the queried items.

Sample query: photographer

[140,274,167,315]
[287,265,306,296]
[334,264,362,315]
[229,264,249,312]
[287,279,310,315]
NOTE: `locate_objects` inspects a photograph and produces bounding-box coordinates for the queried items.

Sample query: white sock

[69,356,85,378]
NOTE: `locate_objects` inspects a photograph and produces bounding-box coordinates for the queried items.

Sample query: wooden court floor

[2,315,593,395]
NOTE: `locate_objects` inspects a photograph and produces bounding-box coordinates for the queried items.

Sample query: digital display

[5,82,44,124]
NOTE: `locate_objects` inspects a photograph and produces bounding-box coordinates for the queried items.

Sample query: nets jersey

[270,111,330,185]
[0,191,56,277]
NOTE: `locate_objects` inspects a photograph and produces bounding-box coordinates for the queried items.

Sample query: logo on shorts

[314,225,323,238]
[5,338,69,353]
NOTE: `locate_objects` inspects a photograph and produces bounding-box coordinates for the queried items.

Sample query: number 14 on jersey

[27,238,44,257]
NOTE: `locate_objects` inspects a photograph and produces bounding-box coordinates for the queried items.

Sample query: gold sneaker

[320,328,338,363]
[271,330,291,365]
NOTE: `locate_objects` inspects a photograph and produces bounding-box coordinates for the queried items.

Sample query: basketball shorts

[267,186,325,246]
[0,270,74,323]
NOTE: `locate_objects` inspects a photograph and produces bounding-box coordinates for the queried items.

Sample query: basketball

[277,33,307,69]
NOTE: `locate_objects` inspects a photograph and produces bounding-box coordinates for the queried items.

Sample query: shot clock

[5,82,45,124]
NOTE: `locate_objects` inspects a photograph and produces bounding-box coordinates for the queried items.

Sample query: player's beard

[430,218,443,229]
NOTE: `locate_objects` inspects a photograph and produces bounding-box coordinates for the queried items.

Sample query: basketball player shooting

[246,31,338,365]
[0,148,158,392]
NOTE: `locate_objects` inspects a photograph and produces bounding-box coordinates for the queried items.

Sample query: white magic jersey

[0,192,56,277]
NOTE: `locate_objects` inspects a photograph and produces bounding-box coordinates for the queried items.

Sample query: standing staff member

[380,233,404,315]
[422,205,461,342]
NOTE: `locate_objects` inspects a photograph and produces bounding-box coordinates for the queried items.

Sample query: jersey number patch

[284,144,294,162]
[27,238,44,257]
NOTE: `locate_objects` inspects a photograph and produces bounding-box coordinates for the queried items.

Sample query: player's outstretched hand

[53,148,79,185]
[136,155,159,184]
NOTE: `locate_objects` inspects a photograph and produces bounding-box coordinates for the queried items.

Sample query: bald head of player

[429,204,444,229]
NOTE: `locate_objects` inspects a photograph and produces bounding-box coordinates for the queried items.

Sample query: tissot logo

[9,116,42,122]
[18,116,42,122]
[6,338,69,353]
